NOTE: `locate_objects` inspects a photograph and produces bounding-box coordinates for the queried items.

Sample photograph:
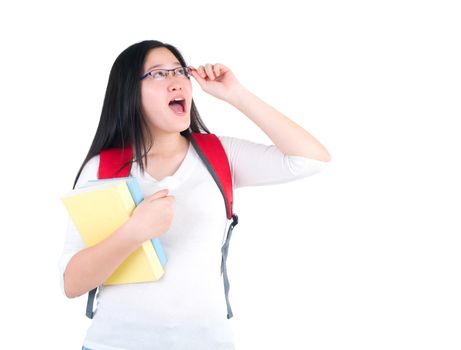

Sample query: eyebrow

[145,61,181,72]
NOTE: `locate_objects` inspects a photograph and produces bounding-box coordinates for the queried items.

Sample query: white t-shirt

[58,135,329,350]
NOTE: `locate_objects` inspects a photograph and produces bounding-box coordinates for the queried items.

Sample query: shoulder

[191,133,237,158]
[215,134,248,151]
[216,134,270,155]
[194,133,272,161]
[215,134,239,159]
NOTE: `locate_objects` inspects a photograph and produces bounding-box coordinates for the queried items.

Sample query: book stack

[61,177,167,285]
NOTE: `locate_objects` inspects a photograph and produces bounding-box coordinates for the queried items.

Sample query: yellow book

[61,180,164,285]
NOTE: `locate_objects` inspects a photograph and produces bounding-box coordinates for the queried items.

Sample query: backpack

[86,132,239,320]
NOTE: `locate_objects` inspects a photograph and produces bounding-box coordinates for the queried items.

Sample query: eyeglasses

[140,66,191,81]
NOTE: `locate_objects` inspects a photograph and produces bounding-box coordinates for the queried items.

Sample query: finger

[188,66,197,79]
[189,66,205,84]
[204,63,215,80]
[215,63,229,74]
[213,63,219,77]
[198,65,207,78]
[188,66,197,77]
[149,188,169,201]
[188,65,198,75]
[215,63,230,79]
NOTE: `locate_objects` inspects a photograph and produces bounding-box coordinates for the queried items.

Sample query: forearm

[63,220,141,298]
[227,86,331,161]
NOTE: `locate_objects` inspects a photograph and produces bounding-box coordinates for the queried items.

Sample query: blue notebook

[84,176,167,267]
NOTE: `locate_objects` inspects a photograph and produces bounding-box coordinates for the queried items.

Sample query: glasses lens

[148,67,189,80]
[153,70,169,80]
[175,67,188,77]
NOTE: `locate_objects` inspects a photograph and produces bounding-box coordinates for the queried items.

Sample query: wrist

[227,84,250,107]
[117,219,143,248]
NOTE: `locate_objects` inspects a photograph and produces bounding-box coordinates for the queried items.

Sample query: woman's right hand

[126,188,175,244]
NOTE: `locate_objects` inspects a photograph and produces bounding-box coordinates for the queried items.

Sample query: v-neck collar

[131,140,196,185]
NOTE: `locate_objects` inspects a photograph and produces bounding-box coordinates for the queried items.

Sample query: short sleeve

[217,135,329,189]
[57,155,100,296]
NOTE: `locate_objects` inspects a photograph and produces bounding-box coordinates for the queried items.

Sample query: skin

[63,47,331,299]
[140,47,192,158]
[140,47,331,162]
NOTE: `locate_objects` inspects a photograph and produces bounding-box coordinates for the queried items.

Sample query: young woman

[59,40,331,350]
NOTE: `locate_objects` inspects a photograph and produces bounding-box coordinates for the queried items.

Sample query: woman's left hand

[188,63,244,102]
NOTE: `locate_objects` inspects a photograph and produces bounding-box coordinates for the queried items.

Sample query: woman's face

[140,47,192,136]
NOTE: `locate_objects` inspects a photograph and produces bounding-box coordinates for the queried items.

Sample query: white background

[1,0,460,349]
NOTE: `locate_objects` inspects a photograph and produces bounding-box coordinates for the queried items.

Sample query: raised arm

[227,86,331,162]
[189,63,331,162]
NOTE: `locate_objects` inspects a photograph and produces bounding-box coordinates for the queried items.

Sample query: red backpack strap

[189,132,234,219]
[98,146,133,179]
[97,134,234,218]
[89,133,238,320]
[189,132,238,319]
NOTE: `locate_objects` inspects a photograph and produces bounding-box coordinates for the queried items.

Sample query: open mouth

[168,98,186,114]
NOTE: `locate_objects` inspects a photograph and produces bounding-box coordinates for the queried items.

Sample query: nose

[168,80,183,91]
[167,74,189,91]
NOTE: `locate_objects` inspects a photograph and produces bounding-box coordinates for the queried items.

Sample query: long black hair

[72,40,210,189]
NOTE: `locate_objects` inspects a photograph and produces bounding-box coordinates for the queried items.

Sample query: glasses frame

[140,66,191,81]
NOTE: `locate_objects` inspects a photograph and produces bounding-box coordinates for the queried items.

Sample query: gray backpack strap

[85,132,238,320]
[221,213,238,319]
[189,132,238,319]
[86,287,97,319]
